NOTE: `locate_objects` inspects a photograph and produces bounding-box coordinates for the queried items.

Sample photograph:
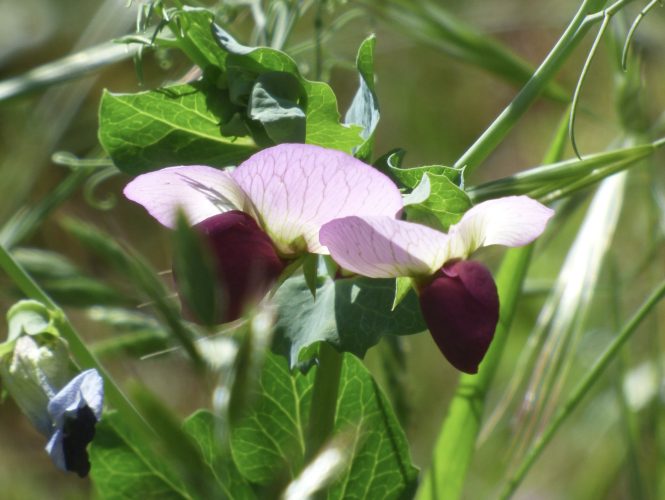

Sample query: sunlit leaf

[212,24,364,153]
[90,410,254,499]
[99,81,257,174]
[230,351,418,498]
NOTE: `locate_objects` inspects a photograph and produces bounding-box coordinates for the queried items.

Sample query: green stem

[306,342,343,459]
[454,0,608,173]
[415,245,534,500]
[0,244,154,438]
[500,278,665,499]
[314,0,326,81]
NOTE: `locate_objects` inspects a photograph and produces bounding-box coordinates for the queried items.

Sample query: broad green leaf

[326,355,418,499]
[404,173,472,230]
[131,386,239,498]
[272,275,426,368]
[91,410,253,499]
[231,352,314,484]
[90,413,189,500]
[388,160,463,189]
[99,81,257,174]
[248,72,306,143]
[230,351,418,498]
[345,35,380,160]
[183,411,255,499]
[170,8,228,69]
[212,25,363,153]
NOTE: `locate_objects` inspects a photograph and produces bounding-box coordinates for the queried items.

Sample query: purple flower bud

[418,260,499,374]
[194,211,286,323]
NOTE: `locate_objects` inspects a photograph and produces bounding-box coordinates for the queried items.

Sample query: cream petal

[445,196,554,260]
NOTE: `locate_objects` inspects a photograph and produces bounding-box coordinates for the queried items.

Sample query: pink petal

[319,216,449,278]
[446,196,554,260]
[231,144,403,255]
[123,165,252,228]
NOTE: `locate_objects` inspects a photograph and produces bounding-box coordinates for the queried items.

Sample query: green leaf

[404,173,472,230]
[326,355,419,499]
[183,411,255,499]
[90,413,189,500]
[272,275,426,368]
[171,8,228,69]
[231,352,314,484]
[91,410,254,499]
[99,81,257,174]
[230,351,418,498]
[345,35,380,160]
[248,72,306,143]
[212,25,363,153]
[388,160,463,189]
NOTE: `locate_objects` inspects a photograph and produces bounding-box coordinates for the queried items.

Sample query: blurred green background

[1,0,664,498]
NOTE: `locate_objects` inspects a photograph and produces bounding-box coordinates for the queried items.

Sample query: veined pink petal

[231,144,403,255]
[319,216,449,278]
[123,165,253,228]
[445,196,554,260]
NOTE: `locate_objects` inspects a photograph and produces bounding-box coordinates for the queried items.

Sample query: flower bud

[193,211,286,323]
[0,335,73,435]
[418,260,499,374]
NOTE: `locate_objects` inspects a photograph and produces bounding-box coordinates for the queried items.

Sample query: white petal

[231,144,403,255]
[445,196,554,260]
[319,216,449,278]
[123,165,253,228]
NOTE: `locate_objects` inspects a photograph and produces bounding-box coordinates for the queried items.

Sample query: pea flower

[319,196,554,374]
[0,334,103,477]
[124,143,403,323]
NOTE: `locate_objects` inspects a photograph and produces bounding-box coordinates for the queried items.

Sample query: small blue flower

[44,369,104,477]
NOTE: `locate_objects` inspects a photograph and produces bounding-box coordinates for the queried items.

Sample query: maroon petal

[418,260,499,374]
[190,211,285,323]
